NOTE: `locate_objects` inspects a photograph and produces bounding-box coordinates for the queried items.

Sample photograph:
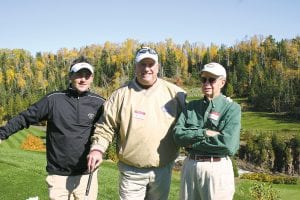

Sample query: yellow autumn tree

[156,42,167,64]
[23,62,33,79]
[16,73,26,90]
[36,60,45,71]
[0,71,3,84]
[209,44,219,61]
[120,39,137,63]
[6,68,15,85]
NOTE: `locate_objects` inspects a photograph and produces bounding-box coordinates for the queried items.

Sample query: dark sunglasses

[201,77,218,84]
[136,48,157,55]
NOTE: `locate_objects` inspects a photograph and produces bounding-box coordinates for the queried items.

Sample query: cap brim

[70,63,94,74]
[201,71,220,78]
[135,53,158,63]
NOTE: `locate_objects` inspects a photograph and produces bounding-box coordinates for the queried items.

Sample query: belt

[188,154,223,162]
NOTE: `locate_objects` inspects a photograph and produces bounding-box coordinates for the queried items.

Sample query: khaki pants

[180,157,235,200]
[118,162,173,200]
[46,170,98,200]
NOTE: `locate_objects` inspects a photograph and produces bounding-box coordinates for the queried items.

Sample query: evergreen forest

[0,35,299,123]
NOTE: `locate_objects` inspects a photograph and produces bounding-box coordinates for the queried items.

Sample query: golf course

[1,111,299,200]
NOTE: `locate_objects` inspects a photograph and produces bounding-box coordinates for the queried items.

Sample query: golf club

[84,171,94,200]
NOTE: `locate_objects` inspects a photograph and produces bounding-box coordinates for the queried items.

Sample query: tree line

[0,35,299,123]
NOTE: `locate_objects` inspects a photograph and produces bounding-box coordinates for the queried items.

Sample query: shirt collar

[68,84,90,97]
[203,94,224,108]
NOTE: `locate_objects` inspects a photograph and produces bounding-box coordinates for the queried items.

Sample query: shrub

[231,157,239,177]
[240,172,299,185]
[21,134,46,152]
[105,137,118,162]
[249,182,280,200]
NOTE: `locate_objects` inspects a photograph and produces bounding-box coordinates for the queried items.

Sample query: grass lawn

[0,127,181,200]
[1,144,299,200]
[1,113,300,200]
[0,146,180,200]
[234,179,300,200]
[242,111,300,131]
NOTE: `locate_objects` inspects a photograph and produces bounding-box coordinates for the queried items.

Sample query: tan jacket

[91,78,186,167]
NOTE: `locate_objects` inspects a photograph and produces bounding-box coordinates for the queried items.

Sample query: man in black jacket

[0,57,105,200]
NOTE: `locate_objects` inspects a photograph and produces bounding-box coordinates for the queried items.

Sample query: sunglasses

[201,77,218,84]
[136,47,157,55]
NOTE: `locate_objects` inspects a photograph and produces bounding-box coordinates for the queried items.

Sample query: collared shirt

[173,94,241,156]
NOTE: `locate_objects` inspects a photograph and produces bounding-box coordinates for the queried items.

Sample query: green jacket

[173,94,241,156]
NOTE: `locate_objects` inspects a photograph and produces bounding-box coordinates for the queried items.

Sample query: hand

[206,130,220,137]
[87,150,103,173]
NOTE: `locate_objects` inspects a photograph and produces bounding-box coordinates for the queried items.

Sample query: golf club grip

[85,172,93,196]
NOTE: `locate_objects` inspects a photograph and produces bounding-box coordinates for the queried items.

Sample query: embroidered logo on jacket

[88,113,95,119]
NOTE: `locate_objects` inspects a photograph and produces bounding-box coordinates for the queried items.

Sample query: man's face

[201,72,225,99]
[135,58,159,87]
[70,69,93,93]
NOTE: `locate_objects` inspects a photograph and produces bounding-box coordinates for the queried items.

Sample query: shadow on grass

[256,112,300,124]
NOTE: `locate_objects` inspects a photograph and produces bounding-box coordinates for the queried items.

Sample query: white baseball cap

[201,62,226,78]
[135,47,158,63]
[70,62,94,74]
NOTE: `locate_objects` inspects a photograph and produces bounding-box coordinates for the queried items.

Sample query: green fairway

[1,125,299,199]
[242,111,300,131]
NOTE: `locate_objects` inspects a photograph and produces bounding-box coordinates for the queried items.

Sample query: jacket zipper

[77,96,80,123]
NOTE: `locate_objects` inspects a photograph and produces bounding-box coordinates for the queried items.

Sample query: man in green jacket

[173,62,241,200]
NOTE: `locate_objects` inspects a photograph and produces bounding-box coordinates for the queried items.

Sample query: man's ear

[220,79,226,88]
[68,73,73,83]
[69,72,74,79]
[90,74,94,82]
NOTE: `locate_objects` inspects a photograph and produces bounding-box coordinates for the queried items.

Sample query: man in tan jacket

[87,47,186,199]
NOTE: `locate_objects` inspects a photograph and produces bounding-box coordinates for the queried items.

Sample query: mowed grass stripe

[1,130,27,149]
[0,128,45,150]
[242,112,300,131]
[0,148,46,174]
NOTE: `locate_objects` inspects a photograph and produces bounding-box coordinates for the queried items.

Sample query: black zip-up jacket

[0,87,105,175]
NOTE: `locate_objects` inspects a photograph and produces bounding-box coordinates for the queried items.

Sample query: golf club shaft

[85,172,93,197]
